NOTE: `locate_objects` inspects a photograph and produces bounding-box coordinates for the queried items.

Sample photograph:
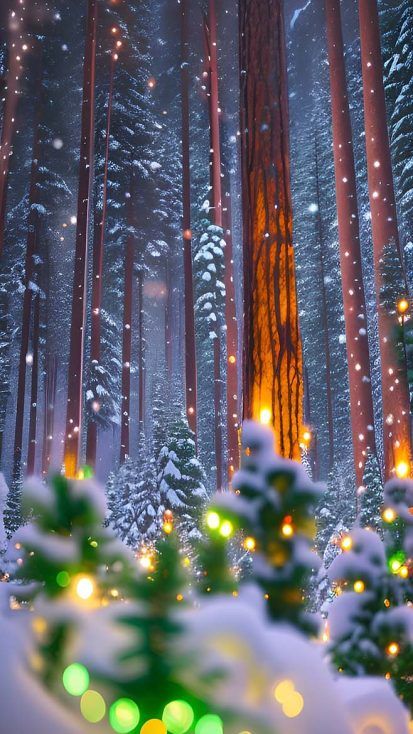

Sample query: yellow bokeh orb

[80,690,106,723]
[141,720,167,734]
[75,576,95,601]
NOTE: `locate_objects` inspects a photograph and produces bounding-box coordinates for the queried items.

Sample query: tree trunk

[222,189,239,479]
[27,294,40,475]
[204,0,224,489]
[137,270,145,438]
[119,195,134,464]
[64,0,98,478]
[165,261,173,378]
[86,51,115,468]
[42,355,57,476]
[181,0,198,439]
[325,0,376,487]
[0,6,23,253]
[239,0,303,459]
[13,50,43,478]
[314,140,335,473]
[358,0,411,477]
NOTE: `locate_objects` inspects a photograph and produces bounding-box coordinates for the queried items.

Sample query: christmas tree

[7,473,132,684]
[202,421,323,634]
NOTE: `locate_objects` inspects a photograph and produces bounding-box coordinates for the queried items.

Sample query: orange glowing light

[397,299,409,314]
[260,407,272,426]
[228,355,236,364]
[183,228,192,240]
[395,460,410,479]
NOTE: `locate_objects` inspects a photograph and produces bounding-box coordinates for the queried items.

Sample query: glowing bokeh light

[109,698,141,733]
[206,511,220,530]
[140,719,167,734]
[56,570,71,587]
[195,714,224,734]
[62,663,90,697]
[162,700,194,734]
[80,690,106,723]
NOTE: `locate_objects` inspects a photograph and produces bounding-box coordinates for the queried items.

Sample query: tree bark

[358,0,411,477]
[119,194,134,464]
[325,0,376,487]
[42,354,57,476]
[86,51,115,468]
[13,48,42,477]
[27,294,40,475]
[0,5,23,253]
[315,141,335,474]
[137,269,145,438]
[222,189,239,479]
[204,0,224,489]
[181,0,198,439]
[64,0,98,478]
[239,0,303,459]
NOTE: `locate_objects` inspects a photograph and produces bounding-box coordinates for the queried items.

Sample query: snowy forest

[1,0,413,732]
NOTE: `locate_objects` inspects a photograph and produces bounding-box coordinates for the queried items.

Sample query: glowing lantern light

[259,407,272,426]
[386,642,400,657]
[162,700,194,734]
[399,565,409,579]
[56,570,70,588]
[141,720,167,734]
[341,535,352,551]
[206,511,220,530]
[353,580,365,593]
[183,229,192,240]
[195,714,223,734]
[281,519,294,538]
[163,521,173,535]
[147,77,156,89]
[397,299,409,314]
[302,429,312,445]
[80,690,106,723]
[62,663,90,696]
[382,507,396,523]
[228,355,236,364]
[243,536,256,551]
[110,699,140,733]
[395,460,410,479]
[75,576,95,601]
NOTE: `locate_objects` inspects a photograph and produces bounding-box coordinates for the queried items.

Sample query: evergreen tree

[205,421,322,634]
[157,410,207,541]
[7,473,131,684]
[360,452,383,532]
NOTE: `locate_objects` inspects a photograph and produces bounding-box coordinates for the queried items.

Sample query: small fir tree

[8,473,131,684]
[157,411,207,541]
[203,421,323,634]
[359,452,384,532]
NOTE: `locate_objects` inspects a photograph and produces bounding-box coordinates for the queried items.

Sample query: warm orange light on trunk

[239,0,303,460]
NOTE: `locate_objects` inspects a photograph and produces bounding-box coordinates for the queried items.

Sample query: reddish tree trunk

[13,52,43,476]
[165,261,173,378]
[358,0,411,477]
[204,0,224,489]
[326,0,376,487]
[119,201,134,464]
[137,270,144,437]
[222,191,239,479]
[42,355,57,476]
[86,52,115,468]
[27,295,40,475]
[0,5,23,253]
[64,0,98,478]
[239,0,303,459]
[181,0,198,438]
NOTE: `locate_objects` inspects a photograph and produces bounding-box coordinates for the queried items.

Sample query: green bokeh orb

[80,690,106,723]
[162,700,194,734]
[62,663,90,696]
[195,715,224,734]
[56,570,71,588]
[109,698,140,733]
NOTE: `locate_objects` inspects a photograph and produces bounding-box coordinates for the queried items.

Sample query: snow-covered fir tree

[359,452,384,532]
[157,408,207,542]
